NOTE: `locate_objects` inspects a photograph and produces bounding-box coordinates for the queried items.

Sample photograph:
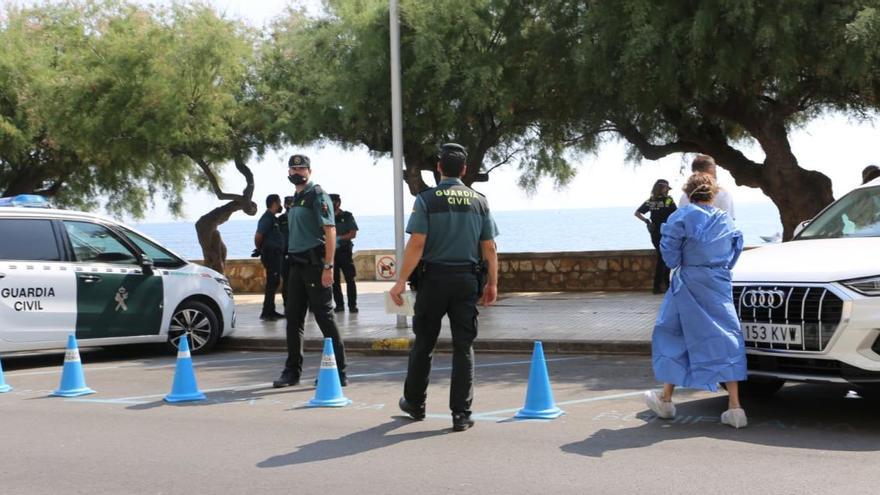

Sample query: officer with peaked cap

[273,154,348,388]
[390,143,499,431]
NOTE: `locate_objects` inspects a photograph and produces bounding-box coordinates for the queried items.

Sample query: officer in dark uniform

[273,154,348,388]
[255,194,285,320]
[278,195,295,311]
[390,143,499,432]
[634,179,677,293]
[329,193,359,313]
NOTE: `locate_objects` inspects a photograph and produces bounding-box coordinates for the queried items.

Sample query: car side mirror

[793,220,810,238]
[141,257,154,276]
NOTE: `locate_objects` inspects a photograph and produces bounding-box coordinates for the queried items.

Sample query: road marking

[6,355,282,377]
[472,390,647,419]
[66,356,588,405]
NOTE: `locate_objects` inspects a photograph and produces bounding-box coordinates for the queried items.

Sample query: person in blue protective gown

[644,172,748,428]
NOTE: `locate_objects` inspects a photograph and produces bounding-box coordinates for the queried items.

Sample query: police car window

[0,219,61,261]
[63,221,138,264]
[121,229,184,268]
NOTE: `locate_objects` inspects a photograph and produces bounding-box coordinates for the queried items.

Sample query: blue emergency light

[0,194,51,208]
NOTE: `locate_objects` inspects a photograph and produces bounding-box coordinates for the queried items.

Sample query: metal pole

[390,0,407,329]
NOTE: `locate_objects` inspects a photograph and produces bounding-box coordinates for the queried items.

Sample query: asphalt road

[1,347,878,494]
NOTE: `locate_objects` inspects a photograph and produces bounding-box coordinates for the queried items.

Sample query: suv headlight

[842,276,880,296]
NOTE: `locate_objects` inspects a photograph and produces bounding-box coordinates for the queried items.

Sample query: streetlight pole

[389,0,407,329]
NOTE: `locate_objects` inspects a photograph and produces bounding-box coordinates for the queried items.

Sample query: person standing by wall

[278,195,295,311]
[635,179,677,294]
[678,155,735,219]
[255,194,285,321]
[329,194,359,313]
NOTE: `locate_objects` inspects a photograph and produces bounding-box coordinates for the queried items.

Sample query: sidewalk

[222,282,661,355]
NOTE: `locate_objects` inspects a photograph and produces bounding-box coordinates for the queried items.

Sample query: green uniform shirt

[406,178,499,264]
[256,210,284,252]
[287,182,335,253]
[335,210,358,246]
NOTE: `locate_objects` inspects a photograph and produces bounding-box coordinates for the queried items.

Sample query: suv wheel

[166,300,221,354]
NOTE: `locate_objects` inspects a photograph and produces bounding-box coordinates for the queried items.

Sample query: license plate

[742,323,802,345]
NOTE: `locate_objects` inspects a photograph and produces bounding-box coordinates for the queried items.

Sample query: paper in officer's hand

[385,290,415,316]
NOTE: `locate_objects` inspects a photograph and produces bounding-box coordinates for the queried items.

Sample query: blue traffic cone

[308,338,351,407]
[0,355,11,393]
[164,335,206,403]
[514,341,564,419]
[51,335,95,397]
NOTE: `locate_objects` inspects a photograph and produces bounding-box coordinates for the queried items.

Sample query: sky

[7,1,879,223]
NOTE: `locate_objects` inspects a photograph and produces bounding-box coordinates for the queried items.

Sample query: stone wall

[210,248,660,293]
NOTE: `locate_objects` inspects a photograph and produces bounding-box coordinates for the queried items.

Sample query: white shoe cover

[645,390,676,419]
[721,408,748,428]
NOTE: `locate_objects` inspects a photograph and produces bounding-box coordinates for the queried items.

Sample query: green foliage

[264,0,577,190]
[0,1,274,218]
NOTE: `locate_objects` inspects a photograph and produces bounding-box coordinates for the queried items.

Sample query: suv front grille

[733,285,844,352]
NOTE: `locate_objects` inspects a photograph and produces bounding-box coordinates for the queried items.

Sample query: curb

[219,337,651,356]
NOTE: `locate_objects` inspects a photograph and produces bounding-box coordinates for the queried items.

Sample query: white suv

[732,179,880,395]
[0,195,236,354]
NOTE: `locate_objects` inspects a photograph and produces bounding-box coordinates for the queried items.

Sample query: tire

[739,377,786,398]
[166,300,221,355]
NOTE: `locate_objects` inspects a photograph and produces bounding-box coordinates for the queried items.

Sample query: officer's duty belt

[422,262,476,273]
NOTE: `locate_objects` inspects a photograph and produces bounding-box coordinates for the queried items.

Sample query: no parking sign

[375,255,397,280]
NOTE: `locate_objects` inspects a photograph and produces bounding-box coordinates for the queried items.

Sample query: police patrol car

[0,195,235,354]
[732,178,880,395]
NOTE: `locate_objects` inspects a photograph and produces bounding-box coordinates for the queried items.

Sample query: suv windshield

[798,185,880,240]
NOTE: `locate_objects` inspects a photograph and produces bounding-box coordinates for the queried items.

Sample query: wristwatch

[323,263,334,270]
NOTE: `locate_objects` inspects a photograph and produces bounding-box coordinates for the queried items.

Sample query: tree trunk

[191,155,258,274]
[756,157,834,241]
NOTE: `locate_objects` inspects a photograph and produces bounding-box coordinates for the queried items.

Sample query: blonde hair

[683,172,718,203]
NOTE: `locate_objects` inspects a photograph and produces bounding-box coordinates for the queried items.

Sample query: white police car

[0,195,235,354]
[732,178,880,395]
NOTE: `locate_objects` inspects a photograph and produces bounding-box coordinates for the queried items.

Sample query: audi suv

[732,178,880,395]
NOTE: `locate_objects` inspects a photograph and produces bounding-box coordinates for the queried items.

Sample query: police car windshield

[798,186,880,240]
[121,229,185,268]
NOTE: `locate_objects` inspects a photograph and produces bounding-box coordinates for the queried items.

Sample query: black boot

[452,412,474,432]
[398,397,425,421]
[272,369,299,388]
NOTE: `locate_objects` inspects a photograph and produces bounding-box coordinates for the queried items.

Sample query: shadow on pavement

[561,385,880,457]
[257,417,447,467]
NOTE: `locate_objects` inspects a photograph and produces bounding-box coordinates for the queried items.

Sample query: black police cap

[329,193,341,202]
[288,154,311,168]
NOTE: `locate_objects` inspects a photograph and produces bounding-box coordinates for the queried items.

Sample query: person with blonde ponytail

[645,172,749,428]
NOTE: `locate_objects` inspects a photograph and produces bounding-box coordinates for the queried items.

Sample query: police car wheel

[166,300,221,354]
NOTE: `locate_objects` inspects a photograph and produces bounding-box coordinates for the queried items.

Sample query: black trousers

[280,256,290,311]
[404,270,479,415]
[284,262,347,378]
[650,228,670,291]
[332,244,358,309]
[260,249,282,316]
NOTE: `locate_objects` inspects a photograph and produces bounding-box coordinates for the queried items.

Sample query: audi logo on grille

[741,289,786,309]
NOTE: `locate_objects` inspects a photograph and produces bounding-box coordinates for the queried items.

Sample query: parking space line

[472,390,647,419]
[66,356,587,405]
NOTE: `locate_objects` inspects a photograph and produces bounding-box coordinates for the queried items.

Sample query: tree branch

[189,155,244,201]
[613,122,700,160]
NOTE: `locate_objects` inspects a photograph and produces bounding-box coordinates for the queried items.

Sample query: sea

[133,202,783,260]
[133,203,782,259]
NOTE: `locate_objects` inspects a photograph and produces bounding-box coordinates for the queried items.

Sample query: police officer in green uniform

[329,194,359,313]
[273,154,348,388]
[390,143,499,432]
[634,179,677,293]
[255,194,285,320]
[278,195,295,310]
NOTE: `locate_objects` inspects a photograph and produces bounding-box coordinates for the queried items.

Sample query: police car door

[0,217,74,343]
[62,220,164,340]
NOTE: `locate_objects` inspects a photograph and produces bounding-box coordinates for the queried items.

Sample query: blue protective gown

[652,203,746,391]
